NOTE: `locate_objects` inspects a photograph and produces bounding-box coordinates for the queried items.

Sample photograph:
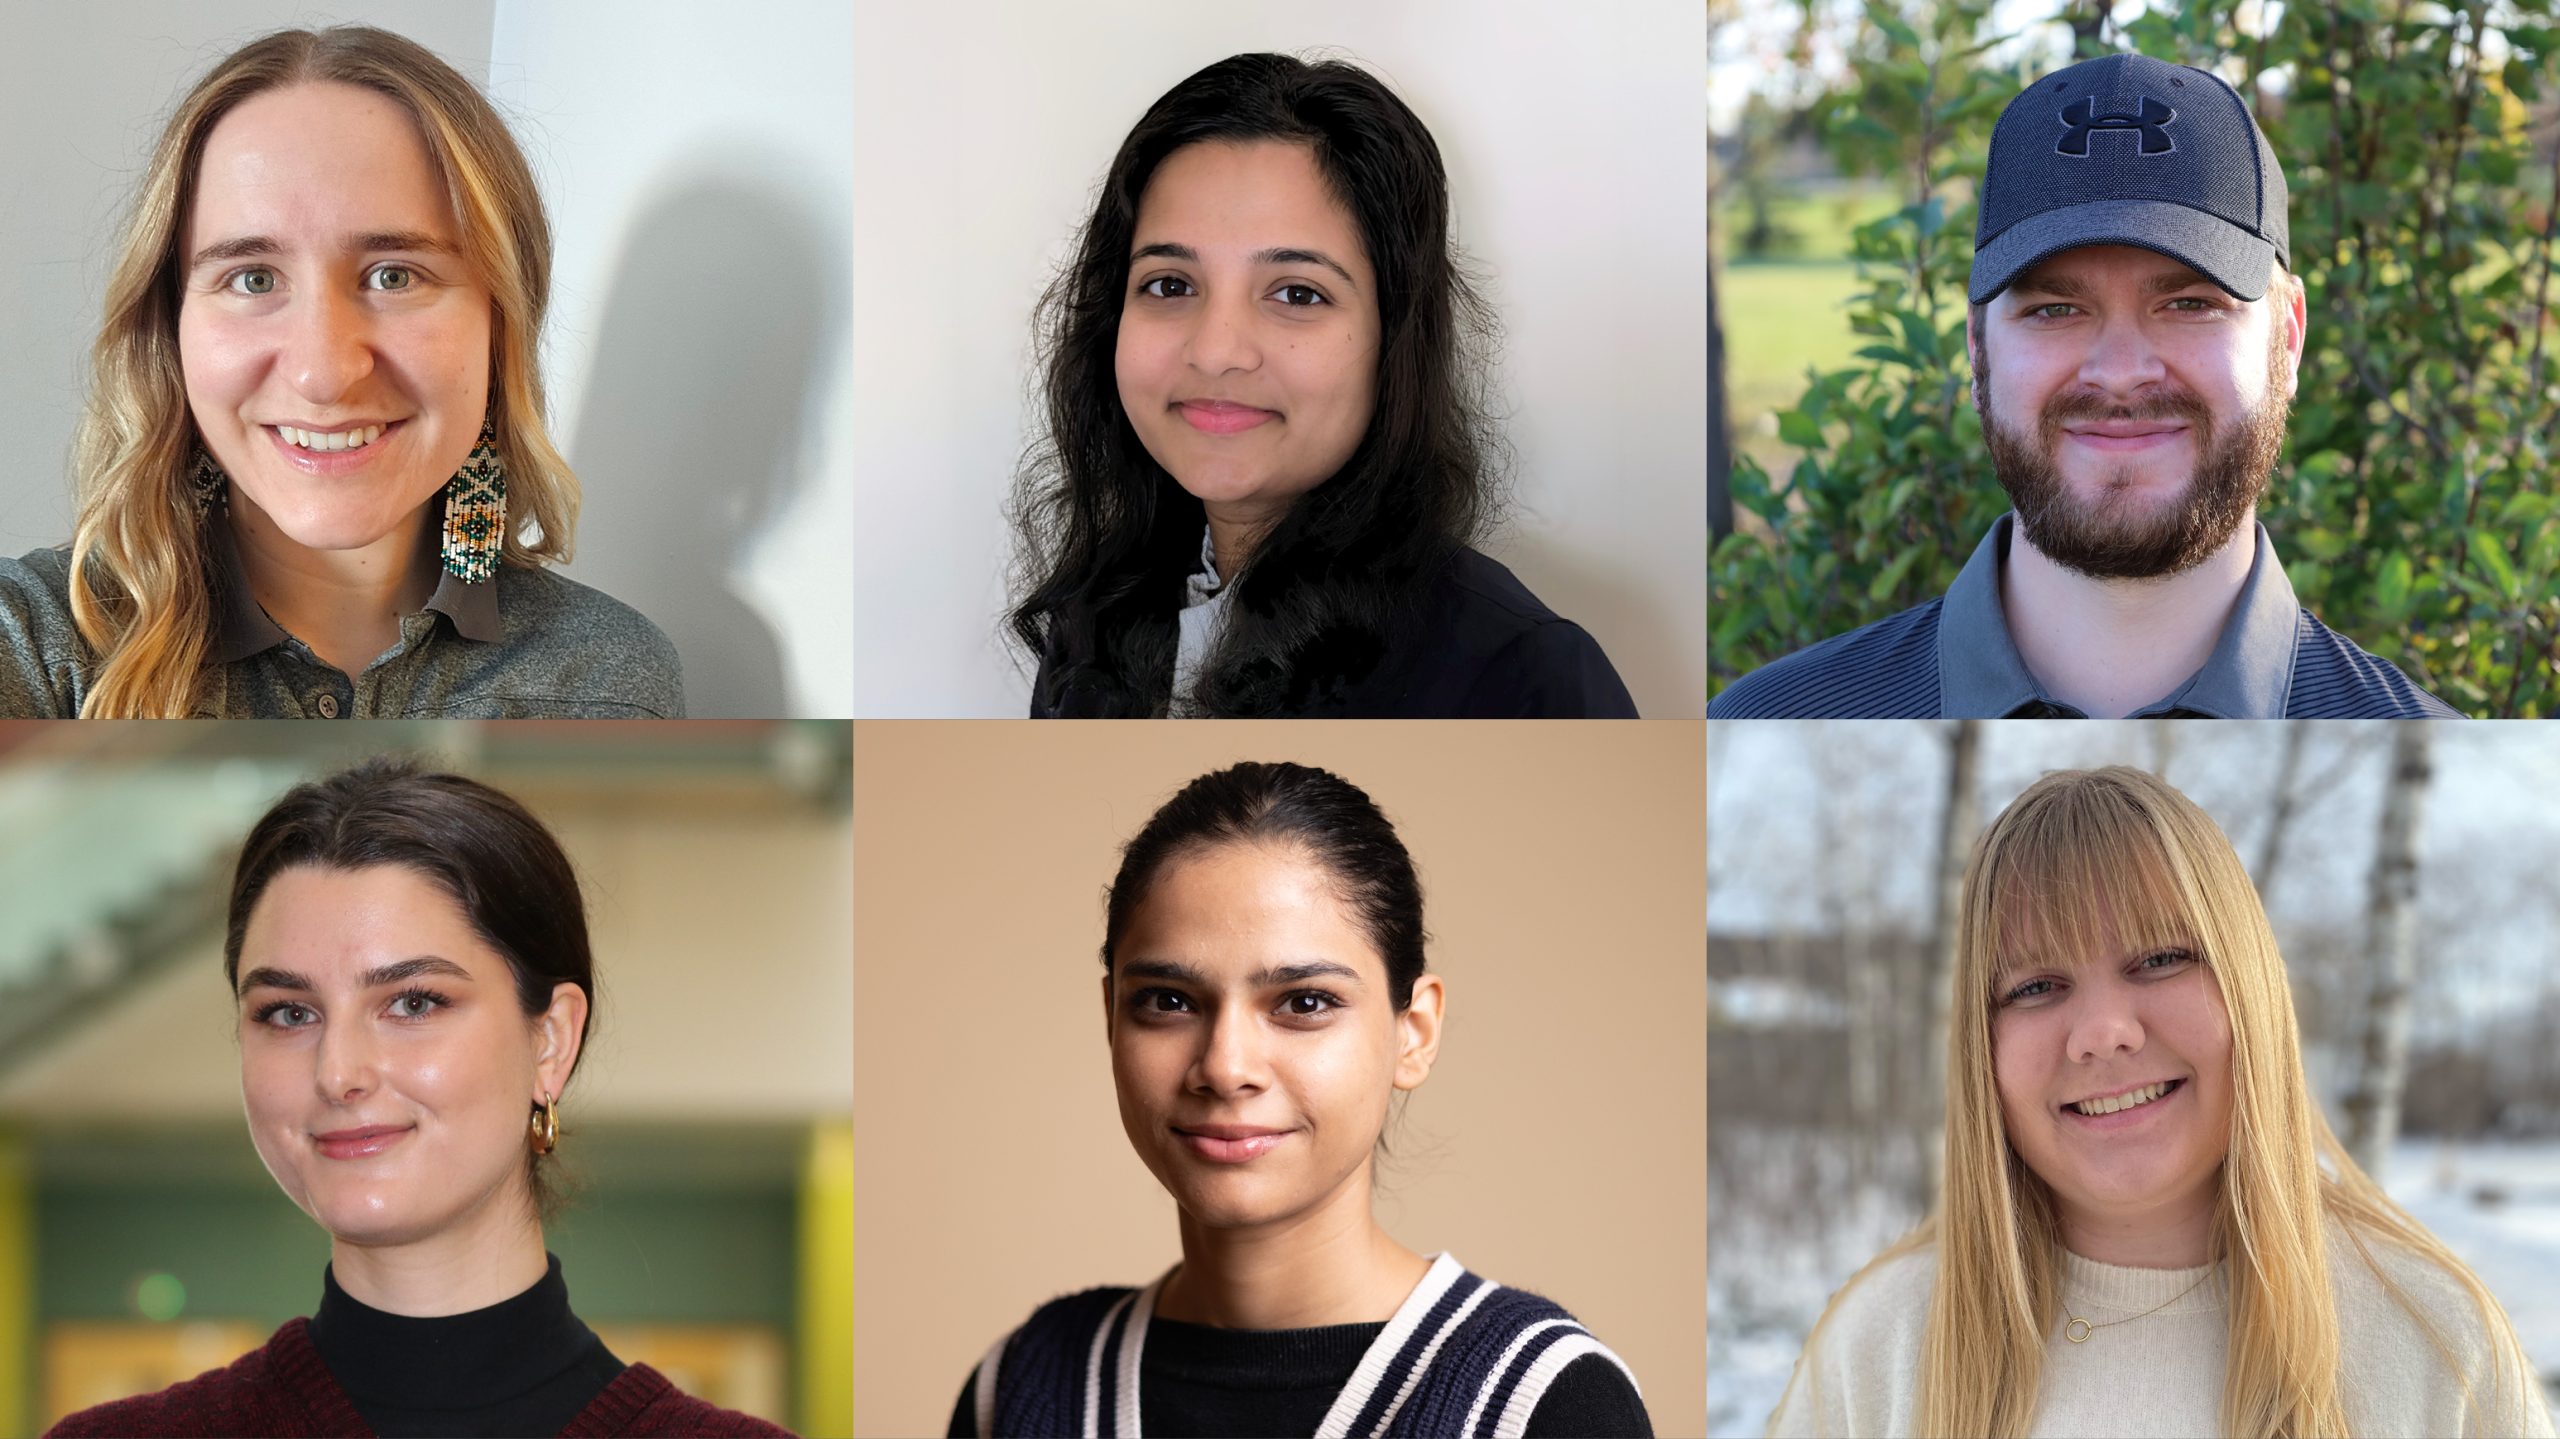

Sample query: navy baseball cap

[1970,53,2289,304]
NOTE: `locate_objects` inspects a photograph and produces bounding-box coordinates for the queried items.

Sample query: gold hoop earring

[529,1092,559,1155]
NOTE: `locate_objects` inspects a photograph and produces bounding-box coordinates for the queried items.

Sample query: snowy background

[1707,722,2560,1436]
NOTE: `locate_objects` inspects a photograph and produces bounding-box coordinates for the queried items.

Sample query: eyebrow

[1129,242,1360,291]
[236,955,474,997]
[1118,958,1368,989]
[188,230,458,273]
[2009,265,2220,303]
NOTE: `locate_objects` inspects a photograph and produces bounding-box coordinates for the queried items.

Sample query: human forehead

[1113,842,1383,978]
[238,865,500,981]
[2003,246,2233,302]
[187,82,459,250]
[1132,141,1370,272]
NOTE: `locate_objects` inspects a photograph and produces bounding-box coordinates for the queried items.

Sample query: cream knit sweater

[1768,1240,2554,1438]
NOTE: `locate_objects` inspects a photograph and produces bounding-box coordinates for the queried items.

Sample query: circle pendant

[2065,1317,2093,1343]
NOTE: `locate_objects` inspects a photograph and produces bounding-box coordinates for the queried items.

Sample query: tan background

[852,720,1706,1438]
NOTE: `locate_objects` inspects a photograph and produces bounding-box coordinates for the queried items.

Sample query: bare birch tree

[1917,720,1980,1213]
[2252,724,2308,901]
[2342,726,2434,1179]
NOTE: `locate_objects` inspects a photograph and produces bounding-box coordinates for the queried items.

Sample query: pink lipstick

[313,1125,412,1160]
[1177,401,1278,436]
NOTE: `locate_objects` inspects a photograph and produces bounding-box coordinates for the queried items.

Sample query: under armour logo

[2056,95,2176,156]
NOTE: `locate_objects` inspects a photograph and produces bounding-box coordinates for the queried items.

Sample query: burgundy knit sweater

[45,1317,794,1438]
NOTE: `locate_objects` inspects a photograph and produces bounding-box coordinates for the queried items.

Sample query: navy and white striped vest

[968,1253,1639,1438]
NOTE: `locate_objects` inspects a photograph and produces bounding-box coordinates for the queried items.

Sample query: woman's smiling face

[1991,927,2236,1244]
[1113,140,1382,535]
[235,865,580,1247]
[1104,840,1438,1231]
[178,81,492,559]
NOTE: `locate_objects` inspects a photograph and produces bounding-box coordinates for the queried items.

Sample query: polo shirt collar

[211,517,502,664]
[1935,513,2299,718]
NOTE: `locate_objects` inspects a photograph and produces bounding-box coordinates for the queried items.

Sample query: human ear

[1391,973,1445,1091]
[1966,305,1989,411]
[2281,280,2307,401]
[533,981,588,1102]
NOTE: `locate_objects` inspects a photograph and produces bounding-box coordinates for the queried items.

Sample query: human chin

[256,1122,430,1242]
[2035,1085,2214,1211]
[1150,1131,1327,1229]
[232,464,443,555]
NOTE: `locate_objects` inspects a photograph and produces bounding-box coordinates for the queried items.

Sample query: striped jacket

[967,1253,1638,1438]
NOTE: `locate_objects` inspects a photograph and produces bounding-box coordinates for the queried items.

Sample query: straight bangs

[1978,818,2206,995]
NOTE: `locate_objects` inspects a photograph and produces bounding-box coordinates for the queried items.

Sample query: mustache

[2041,386,2214,431]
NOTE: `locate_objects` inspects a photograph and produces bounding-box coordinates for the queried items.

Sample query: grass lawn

[1719,262,1868,481]
[1715,184,1898,481]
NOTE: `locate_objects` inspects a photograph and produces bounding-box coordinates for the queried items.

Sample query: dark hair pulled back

[1102,761,1426,1007]
[1009,52,1507,717]
[224,757,594,1216]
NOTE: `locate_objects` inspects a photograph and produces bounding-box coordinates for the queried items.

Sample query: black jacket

[1030,547,1638,718]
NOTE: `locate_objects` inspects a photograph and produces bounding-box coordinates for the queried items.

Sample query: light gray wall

[490,0,853,718]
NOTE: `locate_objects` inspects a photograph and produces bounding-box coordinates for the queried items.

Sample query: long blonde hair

[1781,766,2536,1438]
[68,25,577,717]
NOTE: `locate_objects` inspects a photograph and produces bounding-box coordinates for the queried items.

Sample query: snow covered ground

[1708,1138,2560,1437]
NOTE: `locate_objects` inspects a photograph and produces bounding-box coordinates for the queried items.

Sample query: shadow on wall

[567,167,837,719]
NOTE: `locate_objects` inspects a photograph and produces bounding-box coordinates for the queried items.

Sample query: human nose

[281,283,378,406]
[2066,982,2145,1065]
[1182,287,1262,377]
[314,1014,381,1104]
[2074,315,2169,400]
[1187,1004,1269,1098]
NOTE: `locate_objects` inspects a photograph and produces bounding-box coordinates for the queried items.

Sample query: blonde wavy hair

[1778,765,2537,1438]
[68,25,576,717]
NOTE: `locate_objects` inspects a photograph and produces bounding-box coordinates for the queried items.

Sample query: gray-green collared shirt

[0,531,683,718]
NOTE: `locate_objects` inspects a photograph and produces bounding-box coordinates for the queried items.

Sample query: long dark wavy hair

[1007,53,1507,717]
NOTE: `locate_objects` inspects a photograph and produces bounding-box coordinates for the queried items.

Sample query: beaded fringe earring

[189,449,228,514]
[440,421,507,583]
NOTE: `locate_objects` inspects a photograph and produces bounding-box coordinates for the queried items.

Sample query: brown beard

[1975,328,2291,580]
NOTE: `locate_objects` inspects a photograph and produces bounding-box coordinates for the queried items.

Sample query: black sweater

[945,1314,1651,1438]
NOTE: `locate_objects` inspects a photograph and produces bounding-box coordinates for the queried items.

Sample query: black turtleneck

[305,1253,627,1438]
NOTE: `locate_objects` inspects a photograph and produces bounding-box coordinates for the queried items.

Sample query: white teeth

[2073,1081,2172,1116]
[276,424,386,452]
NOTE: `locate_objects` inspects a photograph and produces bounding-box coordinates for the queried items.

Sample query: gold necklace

[2063,1268,2213,1343]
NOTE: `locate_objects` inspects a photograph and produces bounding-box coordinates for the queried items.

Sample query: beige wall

[852,721,1706,1437]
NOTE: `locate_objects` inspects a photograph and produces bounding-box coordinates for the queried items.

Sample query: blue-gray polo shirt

[1710,514,2459,718]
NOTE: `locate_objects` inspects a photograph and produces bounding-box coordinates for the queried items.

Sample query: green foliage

[1710,0,2560,715]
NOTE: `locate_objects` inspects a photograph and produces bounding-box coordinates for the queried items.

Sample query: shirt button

[313,694,340,718]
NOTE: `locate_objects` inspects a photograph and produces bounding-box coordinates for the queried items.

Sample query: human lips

[262,418,407,473]
[1171,1122,1294,1163]
[2062,419,2189,453]
[2059,1077,2187,1128]
[1175,400,1280,436]
[311,1123,413,1160]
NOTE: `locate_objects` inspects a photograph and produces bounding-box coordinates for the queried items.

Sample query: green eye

[229,269,277,296]
[369,266,415,291]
